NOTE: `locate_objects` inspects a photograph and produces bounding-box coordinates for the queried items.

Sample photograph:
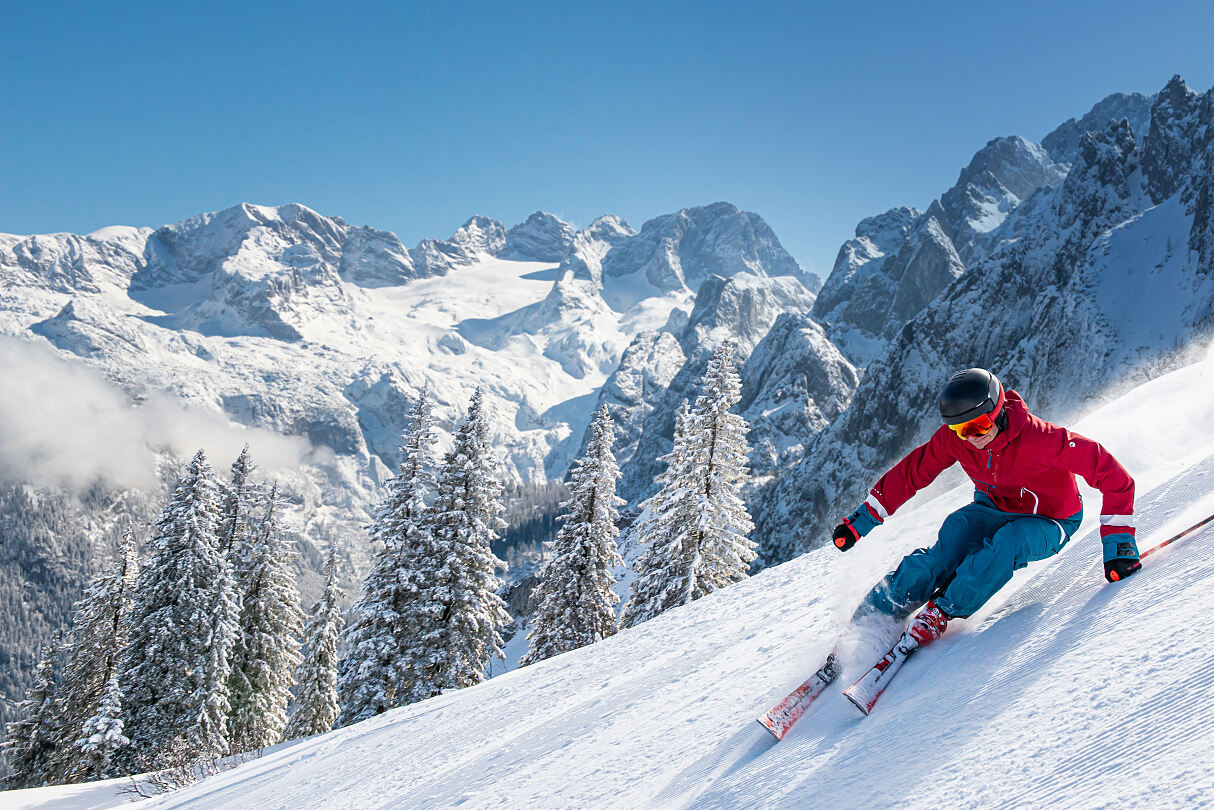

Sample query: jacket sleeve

[1056,429,1136,549]
[850,428,957,534]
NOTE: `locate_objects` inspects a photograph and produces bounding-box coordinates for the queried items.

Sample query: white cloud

[0,337,312,491]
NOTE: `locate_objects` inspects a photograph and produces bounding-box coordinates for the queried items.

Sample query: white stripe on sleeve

[866,493,889,521]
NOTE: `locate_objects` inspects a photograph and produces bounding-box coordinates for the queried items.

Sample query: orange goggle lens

[948,412,996,438]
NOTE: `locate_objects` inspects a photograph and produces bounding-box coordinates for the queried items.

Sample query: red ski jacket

[862,391,1135,542]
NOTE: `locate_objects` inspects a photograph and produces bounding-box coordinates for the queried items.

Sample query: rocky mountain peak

[449,215,507,256]
[586,215,634,240]
[938,135,1067,258]
[854,206,922,244]
[505,212,577,261]
[1143,76,1205,204]
[599,202,810,294]
[1041,92,1155,166]
[1055,119,1139,231]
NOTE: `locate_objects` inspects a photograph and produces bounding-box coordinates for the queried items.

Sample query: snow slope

[5,342,1213,809]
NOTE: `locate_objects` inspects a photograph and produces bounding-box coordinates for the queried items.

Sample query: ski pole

[1140,511,1214,561]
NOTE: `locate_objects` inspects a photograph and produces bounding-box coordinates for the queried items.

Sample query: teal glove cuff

[1103,532,1139,562]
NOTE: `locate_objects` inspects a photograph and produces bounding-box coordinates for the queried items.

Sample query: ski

[757,648,840,740]
[841,632,919,715]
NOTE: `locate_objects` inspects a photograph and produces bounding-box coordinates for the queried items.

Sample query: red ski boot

[907,600,950,646]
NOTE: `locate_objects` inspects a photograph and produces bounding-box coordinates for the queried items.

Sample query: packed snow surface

[5,343,1213,809]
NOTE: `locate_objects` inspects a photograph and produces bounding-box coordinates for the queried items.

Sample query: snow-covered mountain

[757,75,1214,564]
[0,201,812,591]
[12,339,1213,809]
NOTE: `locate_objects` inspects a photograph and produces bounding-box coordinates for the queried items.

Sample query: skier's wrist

[846,504,881,537]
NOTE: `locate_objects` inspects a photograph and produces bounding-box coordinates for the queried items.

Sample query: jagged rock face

[505,212,577,261]
[411,215,507,276]
[1042,91,1156,166]
[740,313,858,480]
[675,273,816,357]
[1189,91,1214,274]
[755,88,1214,565]
[1143,75,1205,205]
[0,227,149,295]
[342,362,429,467]
[612,272,817,503]
[451,215,507,256]
[600,202,812,293]
[813,138,1063,366]
[31,298,152,358]
[1053,120,1140,236]
[582,331,686,473]
[135,203,349,289]
[815,207,921,317]
[937,136,1068,261]
[558,215,636,286]
[340,226,417,287]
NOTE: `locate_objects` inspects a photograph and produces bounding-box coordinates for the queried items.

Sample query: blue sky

[2,1,1211,276]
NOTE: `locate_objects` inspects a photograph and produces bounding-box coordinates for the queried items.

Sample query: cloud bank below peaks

[0,337,312,493]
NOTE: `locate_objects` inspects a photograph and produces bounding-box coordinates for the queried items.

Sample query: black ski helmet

[938,368,1005,426]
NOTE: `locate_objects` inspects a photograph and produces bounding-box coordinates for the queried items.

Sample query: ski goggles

[948,411,997,438]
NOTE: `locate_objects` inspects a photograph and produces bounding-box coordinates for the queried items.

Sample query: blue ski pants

[856,493,1083,620]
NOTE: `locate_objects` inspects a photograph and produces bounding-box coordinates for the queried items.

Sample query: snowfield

[5,344,1213,809]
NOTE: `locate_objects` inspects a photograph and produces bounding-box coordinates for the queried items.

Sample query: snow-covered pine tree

[283,548,345,741]
[51,524,139,782]
[687,340,756,590]
[521,406,624,665]
[622,341,756,627]
[118,450,239,771]
[217,445,260,559]
[74,675,129,781]
[403,388,511,703]
[2,636,64,789]
[226,484,304,754]
[620,401,698,628]
[337,387,437,725]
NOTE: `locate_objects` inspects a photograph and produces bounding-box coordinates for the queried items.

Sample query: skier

[832,368,1140,647]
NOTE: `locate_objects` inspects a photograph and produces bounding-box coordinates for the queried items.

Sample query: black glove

[1104,557,1141,582]
[832,519,860,552]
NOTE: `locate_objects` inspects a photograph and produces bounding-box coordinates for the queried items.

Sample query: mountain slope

[13,340,1209,810]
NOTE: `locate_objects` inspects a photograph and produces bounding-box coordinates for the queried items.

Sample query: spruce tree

[622,341,756,626]
[284,548,345,741]
[118,450,239,770]
[218,445,260,558]
[687,340,756,591]
[226,484,303,754]
[2,636,64,789]
[620,401,698,628]
[521,406,624,665]
[403,388,510,703]
[74,675,129,781]
[52,524,139,782]
[337,388,437,725]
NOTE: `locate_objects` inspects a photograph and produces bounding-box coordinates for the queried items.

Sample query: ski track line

[1011,649,1214,808]
[683,458,1214,809]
